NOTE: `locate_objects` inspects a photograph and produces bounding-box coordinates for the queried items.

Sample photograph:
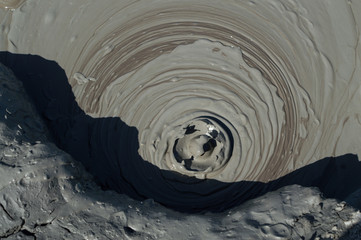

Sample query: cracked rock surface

[0,63,361,239]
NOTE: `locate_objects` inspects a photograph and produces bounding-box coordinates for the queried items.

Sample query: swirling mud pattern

[3,0,360,212]
[67,0,350,211]
[70,1,318,210]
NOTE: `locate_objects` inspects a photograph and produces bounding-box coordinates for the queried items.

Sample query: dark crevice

[124,226,138,236]
[183,156,195,171]
[20,229,36,239]
[202,138,217,153]
[0,159,17,168]
[184,125,198,135]
[60,226,72,234]
[209,129,218,138]
[0,203,14,221]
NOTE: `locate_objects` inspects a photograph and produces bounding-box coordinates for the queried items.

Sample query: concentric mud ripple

[1,0,360,212]
[65,0,328,210]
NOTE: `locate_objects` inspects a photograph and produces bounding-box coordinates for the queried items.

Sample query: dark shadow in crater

[1,52,361,213]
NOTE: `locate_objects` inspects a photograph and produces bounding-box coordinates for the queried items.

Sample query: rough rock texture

[0,64,361,239]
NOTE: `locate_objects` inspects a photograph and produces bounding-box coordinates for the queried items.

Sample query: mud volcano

[1,0,361,238]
